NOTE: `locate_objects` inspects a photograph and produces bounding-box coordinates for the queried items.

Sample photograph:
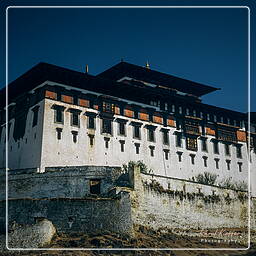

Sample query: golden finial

[85,64,89,74]
[146,61,150,69]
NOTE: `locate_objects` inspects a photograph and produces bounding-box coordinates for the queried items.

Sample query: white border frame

[5,5,251,251]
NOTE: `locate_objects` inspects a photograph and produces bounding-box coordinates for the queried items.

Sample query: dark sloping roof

[0,62,179,108]
[97,61,220,97]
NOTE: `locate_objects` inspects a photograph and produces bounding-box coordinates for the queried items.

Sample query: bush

[121,160,153,174]
[218,178,248,191]
[195,172,217,185]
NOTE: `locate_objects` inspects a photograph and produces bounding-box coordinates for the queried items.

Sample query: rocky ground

[0,225,256,256]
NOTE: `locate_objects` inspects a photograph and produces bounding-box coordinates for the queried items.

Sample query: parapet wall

[0,191,132,235]
[131,167,250,231]
[0,166,121,200]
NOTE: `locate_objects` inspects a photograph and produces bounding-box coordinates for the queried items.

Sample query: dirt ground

[1,227,255,256]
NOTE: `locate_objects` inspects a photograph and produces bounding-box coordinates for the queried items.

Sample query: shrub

[219,178,248,191]
[195,172,217,186]
[121,160,153,174]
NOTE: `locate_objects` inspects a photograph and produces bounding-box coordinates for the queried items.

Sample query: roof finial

[120,58,124,62]
[146,61,150,69]
[85,64,89,74]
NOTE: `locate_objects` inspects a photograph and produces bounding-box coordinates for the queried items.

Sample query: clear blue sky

[0,0,255,113]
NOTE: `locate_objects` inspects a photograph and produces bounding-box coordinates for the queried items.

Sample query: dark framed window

[148,129,155,142]
[32,106,39,127]
[186,136,198,151]
[55,109,64,123]
[177,151,183,162]
[238,162,242,172]
[90,179,101,195]
[217,128,236,142]
[201,138,208,152]
[119,140,125,152]
[190,154,195,165]
[176,133,182,147]
[212,141,219,154]
[134,126,140,139]
[149,146,155,157]
[71,112,79,126]
[214,158,220,169]
[119,122,126,135]
[163,149,169,160]
[88,116,95,129]
[203,156,208,167]
[236,145,242,158]
[162,129,169,145]
[102,102,115,113]
[135,143,140,154]
[56,128,62,140]
[226,160,231,170]
[224,143,230,156]
[104,137,110,148]
[88,134,94,146]
[71,131,78,143]
[102,119,112,134]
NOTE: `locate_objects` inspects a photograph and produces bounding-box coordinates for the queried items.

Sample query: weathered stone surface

[0,166,122,200]
[0,191,132,236]
[2,219,56,249]
[130,167,251,231]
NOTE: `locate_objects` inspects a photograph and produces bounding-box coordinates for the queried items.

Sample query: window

[218,128,236,142]
[56,128,62,140]
[102,119,112,134]
[214,158,220,169]
[71,131,78,143]
[88,116,95,129]
[177,151,183,162]
[32,106,39,127]
[190,154,195,165]
[135,143,140,154]
[176,132,182,147]
[148,129,155,142]
[163,149,169,160]
[238,162,242,172]
[171,105,175,113]
[162,129,169,145]
[186,108,189,116]
[203,156,208,167]
[104,137,110,148]
[88,134,94,146]
[224,144,230,156]
[213,115,217,122]
[102,102,115,113]
[90,179,101,195]
[201,138,208,152]
[184,120,200,135]
[226,160,231,170]
[212,141,219,154]
[119,140,125,152]
[134,126,140,139]
[71,112,79,126]
[236,145,242,158]
[119,122,125,136]
[179,106,182,114]
[207,114,210,121]
[186,136,198,151]
[193,110,196,117]
[55,108,64,123]
[149,146,155,157]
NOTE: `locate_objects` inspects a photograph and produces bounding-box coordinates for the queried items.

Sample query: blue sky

[0,0,255,113]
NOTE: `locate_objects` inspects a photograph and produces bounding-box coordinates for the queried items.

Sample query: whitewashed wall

[0,99,45,170]
[40,97,250,188]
